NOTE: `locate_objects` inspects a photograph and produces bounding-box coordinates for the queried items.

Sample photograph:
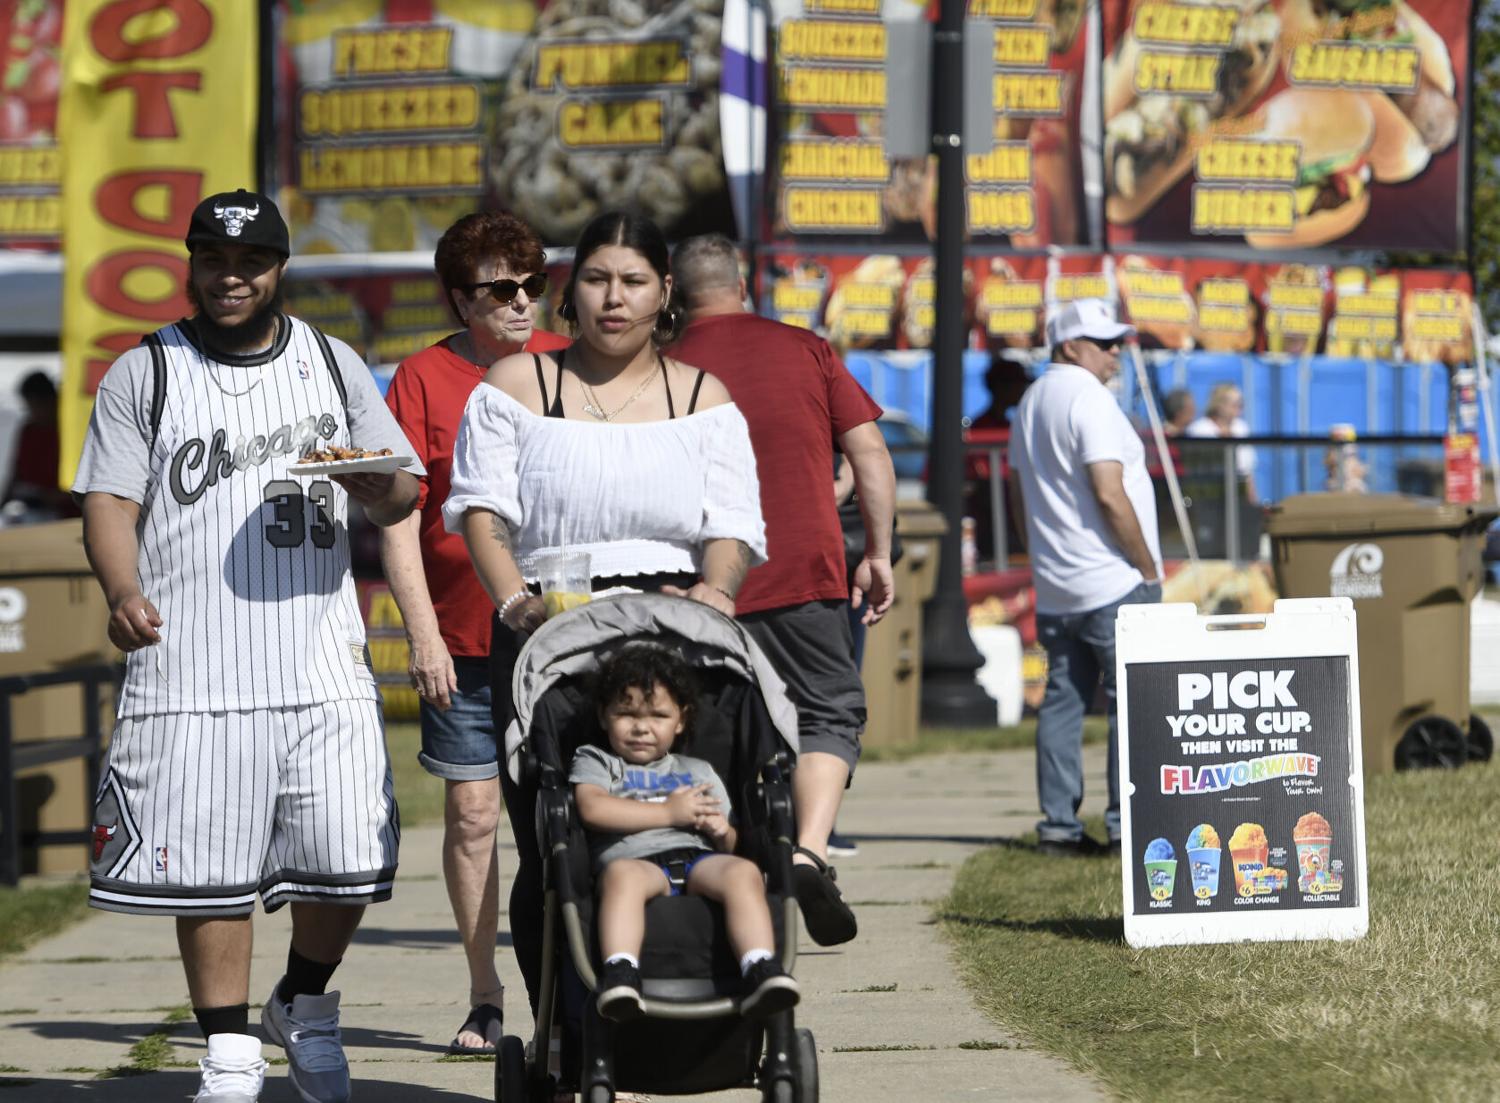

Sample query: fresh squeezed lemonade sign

[1117,599,1368,947]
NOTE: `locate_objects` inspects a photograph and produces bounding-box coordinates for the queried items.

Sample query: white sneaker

[260,987,350,1103]
[195,1032,267,1102]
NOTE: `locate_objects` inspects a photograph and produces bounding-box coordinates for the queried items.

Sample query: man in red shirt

[382,212,569,1052]
[671,235,896,947]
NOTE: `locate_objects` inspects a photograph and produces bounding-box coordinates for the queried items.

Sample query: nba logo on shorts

[154,847,169,874]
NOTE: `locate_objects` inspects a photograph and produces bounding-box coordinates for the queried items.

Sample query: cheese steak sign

[58,0,257,486]
[1103,0,1472,254]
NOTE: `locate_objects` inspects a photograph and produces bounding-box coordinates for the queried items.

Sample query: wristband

[498,590,529,621]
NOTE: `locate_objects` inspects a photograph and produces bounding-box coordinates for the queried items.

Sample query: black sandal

[792,846,858,946]
[448,1002,503,1054]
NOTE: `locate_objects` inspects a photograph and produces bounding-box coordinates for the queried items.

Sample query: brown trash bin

[0,519,116,875]
[861,502,946,749]
[1265,493,1498,775]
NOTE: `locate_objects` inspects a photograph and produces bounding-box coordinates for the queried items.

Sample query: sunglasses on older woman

[461,273,548,303]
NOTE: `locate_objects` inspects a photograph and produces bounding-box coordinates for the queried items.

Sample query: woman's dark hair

[559,210,683,345]
[434,211,547,324]
[592,644,699,751]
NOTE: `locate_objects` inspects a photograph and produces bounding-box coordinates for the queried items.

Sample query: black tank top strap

[661,352,676,419]
[532,353,548,411]
[548,349,566,418]
[687,368,706,415]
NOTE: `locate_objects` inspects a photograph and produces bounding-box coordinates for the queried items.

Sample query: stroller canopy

[504,593,801,782]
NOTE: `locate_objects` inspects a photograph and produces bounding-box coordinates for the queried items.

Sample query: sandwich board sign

[1117,598,1368,947]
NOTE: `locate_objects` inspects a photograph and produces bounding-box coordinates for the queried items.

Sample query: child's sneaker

[740,959,800,1019]
[596,960,646,1021]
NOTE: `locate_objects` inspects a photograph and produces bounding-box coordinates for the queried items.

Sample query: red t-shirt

[671,313,882,616]
[385,330,571,656]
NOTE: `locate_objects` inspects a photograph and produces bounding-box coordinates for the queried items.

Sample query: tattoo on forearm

[726,540,752,591]
[489,514,514,551]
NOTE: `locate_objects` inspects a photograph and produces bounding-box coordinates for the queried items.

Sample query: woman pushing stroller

[573,645,800,1022]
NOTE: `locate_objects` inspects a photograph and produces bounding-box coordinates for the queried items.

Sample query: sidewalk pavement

[0,747,1111,1102]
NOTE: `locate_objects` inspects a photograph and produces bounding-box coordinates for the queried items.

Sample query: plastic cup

[535,551,591,619]
[1144,859,1177,901]
[1230,845,1268,896]
[1187,846,1221,899]
[1295,836,1333,893]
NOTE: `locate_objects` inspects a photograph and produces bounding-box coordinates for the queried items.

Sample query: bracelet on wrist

[498,590,529,620]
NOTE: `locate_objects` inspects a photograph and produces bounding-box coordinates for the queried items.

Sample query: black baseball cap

[185,189,290,256]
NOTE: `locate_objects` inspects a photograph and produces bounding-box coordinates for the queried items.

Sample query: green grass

[943,766,1500,1103]
[0,882,88,958]
[862,717,1107,763]
[386,721,446,827]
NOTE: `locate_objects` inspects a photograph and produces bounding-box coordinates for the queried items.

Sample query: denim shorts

[418,656,499,781]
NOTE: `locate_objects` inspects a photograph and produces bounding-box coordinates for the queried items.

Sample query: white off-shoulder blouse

[441,383,768,582]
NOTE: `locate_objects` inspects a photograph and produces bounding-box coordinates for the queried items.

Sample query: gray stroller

[494,593,817,1103]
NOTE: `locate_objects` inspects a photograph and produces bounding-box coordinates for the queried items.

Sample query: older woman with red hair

[381,211,569,1053]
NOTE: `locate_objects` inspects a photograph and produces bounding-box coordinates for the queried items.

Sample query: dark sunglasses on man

[462,273,547,303]
[1082,335,1123,352]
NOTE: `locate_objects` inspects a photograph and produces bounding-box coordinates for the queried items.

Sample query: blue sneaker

[261,986,349,1103]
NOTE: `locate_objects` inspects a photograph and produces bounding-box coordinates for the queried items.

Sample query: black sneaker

[740,959,800,1019]
[1035,834,1110,858]
[596,961,645,1022]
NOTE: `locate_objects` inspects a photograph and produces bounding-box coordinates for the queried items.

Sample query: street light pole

[921,0,994,727]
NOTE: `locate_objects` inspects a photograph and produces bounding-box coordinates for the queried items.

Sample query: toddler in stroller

[496,593,818,1103]
[574,645,801,1022]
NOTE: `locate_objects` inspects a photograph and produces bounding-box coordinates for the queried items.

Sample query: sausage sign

[1117,599,1369,948]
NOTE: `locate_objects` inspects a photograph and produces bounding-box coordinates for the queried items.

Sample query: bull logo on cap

[213,201,260,237]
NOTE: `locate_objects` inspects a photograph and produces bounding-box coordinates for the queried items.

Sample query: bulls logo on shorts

[90,771,141,878]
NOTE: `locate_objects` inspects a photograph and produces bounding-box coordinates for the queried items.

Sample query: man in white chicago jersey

[73,189,423,1103]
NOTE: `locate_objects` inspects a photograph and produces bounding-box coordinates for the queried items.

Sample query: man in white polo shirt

[1008,299,1162,856]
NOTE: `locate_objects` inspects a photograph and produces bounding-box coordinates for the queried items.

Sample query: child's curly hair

[592,644,699,752]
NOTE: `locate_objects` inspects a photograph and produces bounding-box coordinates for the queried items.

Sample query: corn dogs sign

[1103,0,1471,253]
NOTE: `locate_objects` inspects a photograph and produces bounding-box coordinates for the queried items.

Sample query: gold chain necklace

[580,363,660,421]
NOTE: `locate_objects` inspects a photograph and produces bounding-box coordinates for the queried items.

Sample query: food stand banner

[276,0,735,254]
[759,250,1474,363]
[1102,0,1472,254]
[766,0,1091,245]
[0,0,63,247]
[59,0,257,485]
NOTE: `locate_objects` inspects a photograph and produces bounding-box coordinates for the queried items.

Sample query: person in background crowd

[4,371,75,517]
[1162,388,1196,437]
[1186,381,1258,503]
[381,211,570,1054]
[670,233,896,944]
[1007,299,1162,858]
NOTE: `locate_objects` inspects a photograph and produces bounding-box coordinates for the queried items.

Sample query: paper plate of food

[291,447,414,476]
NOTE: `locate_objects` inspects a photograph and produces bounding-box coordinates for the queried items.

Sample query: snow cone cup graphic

[1293,811,1336,894]
[1143,838,1176,902]
[1228,822,1269,896]
[1185,823,1222,899]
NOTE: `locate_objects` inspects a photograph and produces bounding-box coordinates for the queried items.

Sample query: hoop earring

[652,305,675,343]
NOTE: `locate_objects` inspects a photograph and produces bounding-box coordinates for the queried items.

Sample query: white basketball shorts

[88,699,399,916]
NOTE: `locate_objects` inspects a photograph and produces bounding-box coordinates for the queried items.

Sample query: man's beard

[185,280,285,354]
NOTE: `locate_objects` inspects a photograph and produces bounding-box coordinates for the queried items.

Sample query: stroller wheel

[586,1085,614,1103]
[761,1079,795,1103]
[795,1028,818,1103]
[496,1035,527,1102]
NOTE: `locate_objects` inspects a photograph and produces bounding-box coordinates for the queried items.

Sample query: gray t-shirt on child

[569,744,731,871]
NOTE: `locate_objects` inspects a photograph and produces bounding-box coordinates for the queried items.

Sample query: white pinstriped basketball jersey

[120,316,378,717]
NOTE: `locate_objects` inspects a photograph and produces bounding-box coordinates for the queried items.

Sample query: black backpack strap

[307,322,347,409]
[143,332,167,453]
